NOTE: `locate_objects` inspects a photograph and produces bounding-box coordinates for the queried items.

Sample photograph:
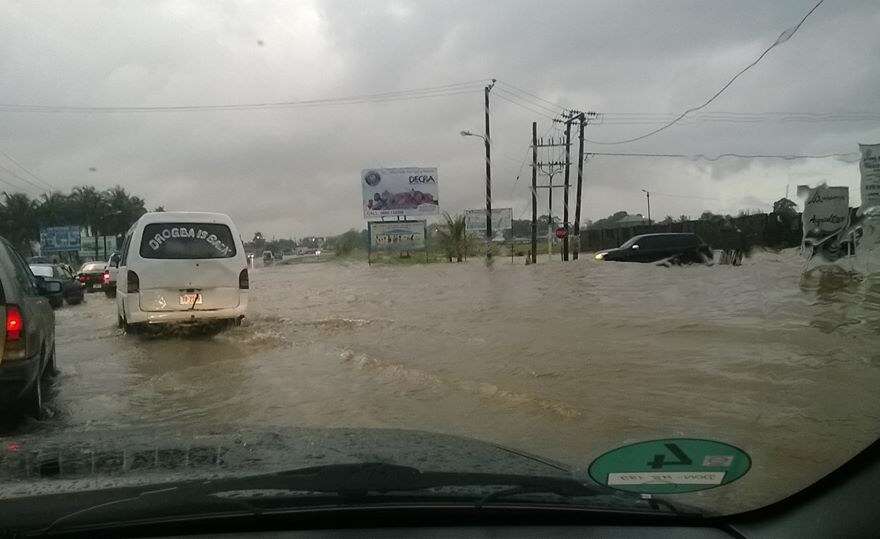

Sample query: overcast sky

[1,0,878,238]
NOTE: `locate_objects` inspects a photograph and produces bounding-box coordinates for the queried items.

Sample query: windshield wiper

[42,462,683,534]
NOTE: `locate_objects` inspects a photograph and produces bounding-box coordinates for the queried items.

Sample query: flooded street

[7,251,880,512]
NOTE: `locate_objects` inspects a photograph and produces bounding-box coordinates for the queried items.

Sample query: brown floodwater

[5,250,880,513]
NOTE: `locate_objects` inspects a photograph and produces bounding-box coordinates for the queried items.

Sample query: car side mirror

[631,244,640,250]
[36,277,63,294]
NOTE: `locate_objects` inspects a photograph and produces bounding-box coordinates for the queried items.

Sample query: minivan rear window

[139,223,236,259]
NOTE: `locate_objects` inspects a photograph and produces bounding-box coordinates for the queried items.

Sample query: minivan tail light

[102,270,111,284]
[127,270,140,293]
[239,269,249,290]
[5,305,23,341]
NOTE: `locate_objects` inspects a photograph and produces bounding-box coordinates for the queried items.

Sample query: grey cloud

[1,0,879,238]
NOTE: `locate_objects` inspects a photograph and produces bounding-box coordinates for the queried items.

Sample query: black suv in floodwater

[595,233,712,264]
[0,237,61,417]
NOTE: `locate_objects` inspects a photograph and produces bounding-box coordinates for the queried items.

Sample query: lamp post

[641,189,651,225]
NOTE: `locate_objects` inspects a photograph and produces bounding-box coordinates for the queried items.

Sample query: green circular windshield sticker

[588,438,751,494]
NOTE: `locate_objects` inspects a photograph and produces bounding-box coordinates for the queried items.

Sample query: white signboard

[802,185,849,234]
[369,221,426,252]
[362,167,439,219]
[801,184,850,269]
[464,208,513,235]
[860,143,880,209]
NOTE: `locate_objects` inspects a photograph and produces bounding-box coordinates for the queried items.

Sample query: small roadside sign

[555,227,568,239]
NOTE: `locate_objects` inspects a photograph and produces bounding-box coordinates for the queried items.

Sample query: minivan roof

[136,212,234,225]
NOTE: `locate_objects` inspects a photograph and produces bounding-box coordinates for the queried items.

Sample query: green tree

[332,229,362,256]
[772,197,797,216]
[436,212,469,262]
[36,191,75,226]
[0,192,38,254]
[70,185,109,236]
[103,185,147,235]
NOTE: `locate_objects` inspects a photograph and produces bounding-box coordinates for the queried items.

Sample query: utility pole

[531,121,538,264]
[642,189,651,224]
[572,112,586,260]
[562,113,572,261]
[484,79,496,261]
[534,137,567,261]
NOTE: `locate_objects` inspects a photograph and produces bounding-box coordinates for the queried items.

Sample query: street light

[460,130,485,141]
[641,189,651,225]
[461,128,493,260]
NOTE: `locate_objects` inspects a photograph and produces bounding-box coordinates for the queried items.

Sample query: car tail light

[102,271,110,284]
[239,269,249,290]
[78,274,88,283]
[4,305,25,361]
[5,305,22,341]
[127,270,140,293]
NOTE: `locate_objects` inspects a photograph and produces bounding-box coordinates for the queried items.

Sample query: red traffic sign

[555,227,568,239]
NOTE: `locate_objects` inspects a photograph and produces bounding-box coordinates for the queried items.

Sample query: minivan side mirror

[631,244,640,250]
[36,276,63,294]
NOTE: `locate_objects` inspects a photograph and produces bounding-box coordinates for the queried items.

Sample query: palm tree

[0,192,38,253]
[70,185,109,236]
[436,212,468,262]
[37,191,74,226]
[103,185,146,235]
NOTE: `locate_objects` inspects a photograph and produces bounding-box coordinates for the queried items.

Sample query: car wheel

[65,295,82,305]
[104,287,116,299]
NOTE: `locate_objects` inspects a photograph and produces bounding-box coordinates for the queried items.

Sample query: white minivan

[115,212,248,331]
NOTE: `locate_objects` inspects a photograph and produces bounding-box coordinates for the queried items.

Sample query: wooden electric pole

[531,121,538,264]
[572,112,586,260]
[484,80,496,261]
[562,115,572,261]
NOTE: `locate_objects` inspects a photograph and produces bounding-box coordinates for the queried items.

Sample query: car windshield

[139,223,236,259]
[0,0,879,530]
[80,262,104,272]
[28,265,53,278]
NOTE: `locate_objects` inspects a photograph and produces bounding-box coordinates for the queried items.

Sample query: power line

[0,162,50,193]
[494,87,562,116]
[586,151,858,161]
[492,92,561,121]
[0,151,54,190]
[0,80,488,114]
[496,81,570,111]
[584,0,826,145]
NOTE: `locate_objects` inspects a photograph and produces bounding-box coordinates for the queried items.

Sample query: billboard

[39,226,81,253]
[362,167,439,219]
[465,208,512,240]
[369,221,426,252]
[860,143,880,209]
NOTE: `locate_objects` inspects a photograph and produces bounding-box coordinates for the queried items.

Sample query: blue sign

[40,226,82,253]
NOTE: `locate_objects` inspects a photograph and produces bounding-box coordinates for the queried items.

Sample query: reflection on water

[3,248,880,513]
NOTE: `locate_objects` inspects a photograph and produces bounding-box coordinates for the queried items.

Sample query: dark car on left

[1,237,61,417]
[29,263,84,308]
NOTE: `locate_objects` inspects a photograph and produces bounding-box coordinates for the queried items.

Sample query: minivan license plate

[179,293,203,305]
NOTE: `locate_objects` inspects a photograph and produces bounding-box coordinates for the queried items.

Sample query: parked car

[594,233,712,264]
[262,250,274,264]
[0,237,61,417]
[103,251,121,298]
[28,263,84,308]
[77,261,107,292]
[116,212,248,332]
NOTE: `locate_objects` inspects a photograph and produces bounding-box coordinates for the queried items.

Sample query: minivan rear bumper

[125,293,247,325]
